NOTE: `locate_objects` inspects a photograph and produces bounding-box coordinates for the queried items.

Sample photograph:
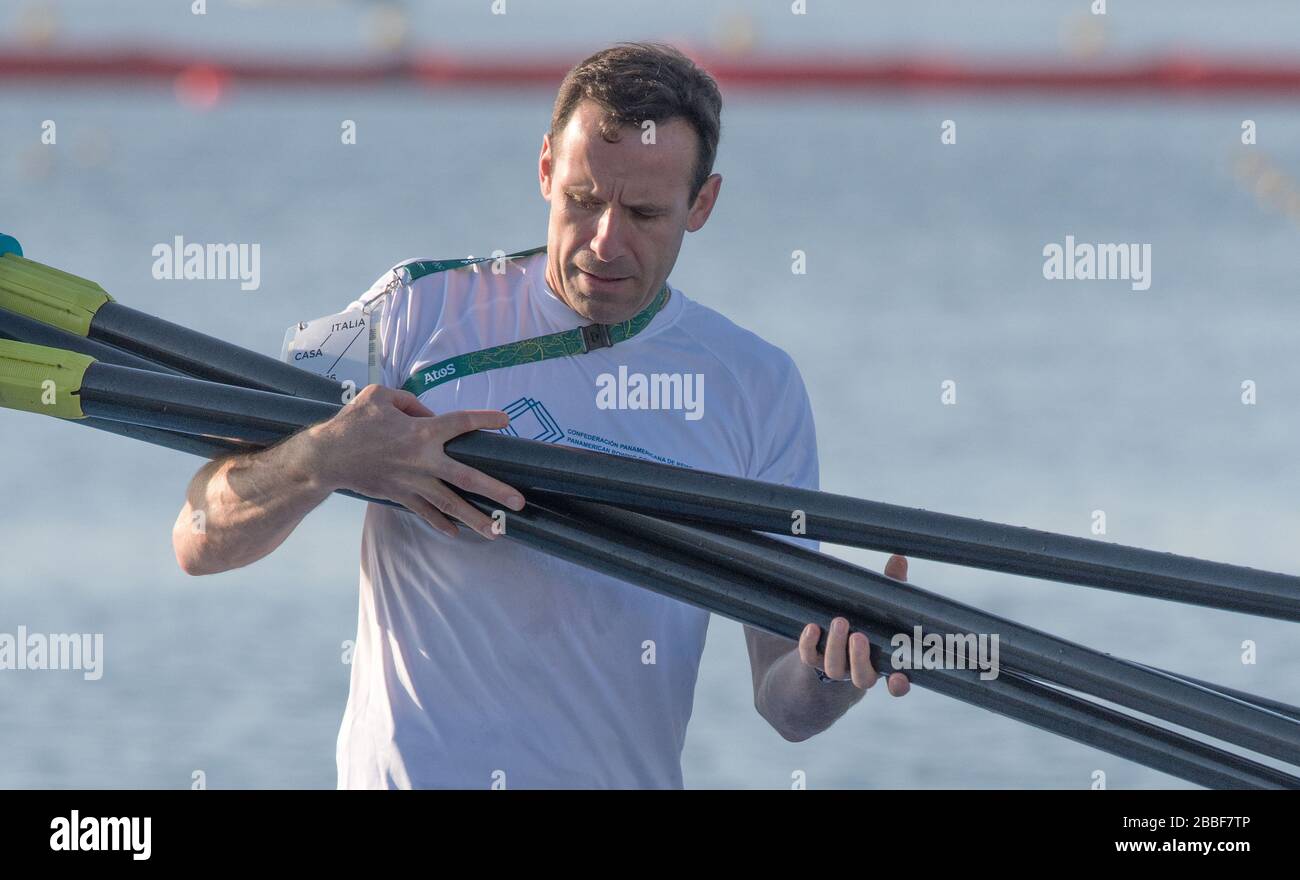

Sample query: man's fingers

[390,389,437,418]
[425,487,499,539]
[849,632,879,690]
[883,554,909,582]
[822,617,850,680]
[439,460,525,511]
[798,624,824,669]
[434,409,511,439]
[398,493,458,538]
[886,672,911,697]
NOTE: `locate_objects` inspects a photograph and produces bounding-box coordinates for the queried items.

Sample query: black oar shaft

[89,301,345,403]
[0,308,260,458]
[8,284,1300,619]
[444,432,1300,622]
[53,328,1300,622]
[0,306,184,375]
[79,417,257,459]
[65,350,1300,623]
[1132,664,1300,723]
[540,496,1300,766]
[63,361,1300,760]
[464,494,1299,790]
[38,363,1299,789]
[9,261,1299,787]
[78,360,338,443]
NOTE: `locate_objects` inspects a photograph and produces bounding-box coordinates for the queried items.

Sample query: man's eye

[633,210,657,220]
[569,194,597,209]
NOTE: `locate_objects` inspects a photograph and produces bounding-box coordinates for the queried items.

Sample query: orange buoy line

[4,47,1300,93]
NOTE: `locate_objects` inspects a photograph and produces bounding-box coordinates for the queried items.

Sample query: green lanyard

[398,249,669,395]
[395,245,546,285]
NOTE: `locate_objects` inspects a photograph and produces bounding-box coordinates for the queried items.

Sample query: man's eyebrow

[622,199,669,213]
[563,187,667,212]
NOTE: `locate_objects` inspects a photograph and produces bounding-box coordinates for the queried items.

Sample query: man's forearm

[172,424,334,576]
[756,647,866,742]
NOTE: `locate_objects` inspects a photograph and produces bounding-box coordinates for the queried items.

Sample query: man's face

[539,99,720,324]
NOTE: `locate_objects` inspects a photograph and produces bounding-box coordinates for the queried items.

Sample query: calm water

[1,1,1298,788]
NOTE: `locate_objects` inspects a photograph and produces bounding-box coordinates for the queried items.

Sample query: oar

[538,493,1300,766]
[6,312,1294,732]
[0,247,344,402]
[1129,664,1300,724]
[444,433,1300,621]
[0,304,264,456]
[464,492,1300,790]
[3,338,1297,768]
[3,256,1299,621]
[0,366,1287,789]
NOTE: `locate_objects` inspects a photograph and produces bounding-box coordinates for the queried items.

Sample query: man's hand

[796,553,912,697]
[309,384,525,539]
[173,384,525,576]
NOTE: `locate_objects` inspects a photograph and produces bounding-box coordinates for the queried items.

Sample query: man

[172,42,909,789]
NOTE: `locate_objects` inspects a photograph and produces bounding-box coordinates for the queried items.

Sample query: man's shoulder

[396,246,544,286]
[352,248,541,312]
[674,296,805,391]
[673,295,818,482]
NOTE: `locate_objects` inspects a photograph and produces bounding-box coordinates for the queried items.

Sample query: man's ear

[539,133,554,199]
[686,173,722,233]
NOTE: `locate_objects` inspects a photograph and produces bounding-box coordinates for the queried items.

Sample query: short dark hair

[549,42,723,201]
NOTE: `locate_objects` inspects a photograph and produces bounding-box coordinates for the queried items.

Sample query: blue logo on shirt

[500,398,564,443]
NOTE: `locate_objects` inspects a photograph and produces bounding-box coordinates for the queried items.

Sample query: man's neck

[544,260,668,325]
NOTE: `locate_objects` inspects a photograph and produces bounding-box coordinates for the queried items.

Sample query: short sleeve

[749,356,820,553]
[750,356,819,491]
[347,264,447,391]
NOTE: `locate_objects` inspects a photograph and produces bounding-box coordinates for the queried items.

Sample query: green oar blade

[0,253,113,336]
[0,338,92,418]
[0,249,343,402]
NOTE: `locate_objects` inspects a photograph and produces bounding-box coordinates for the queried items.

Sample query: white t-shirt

[331,248,818,789]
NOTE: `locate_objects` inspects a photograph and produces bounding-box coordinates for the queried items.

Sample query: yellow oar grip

[0,339,93,419]
[0,253,113,336]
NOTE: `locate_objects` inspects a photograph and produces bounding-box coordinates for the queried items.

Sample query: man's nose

[589,206,630,263]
